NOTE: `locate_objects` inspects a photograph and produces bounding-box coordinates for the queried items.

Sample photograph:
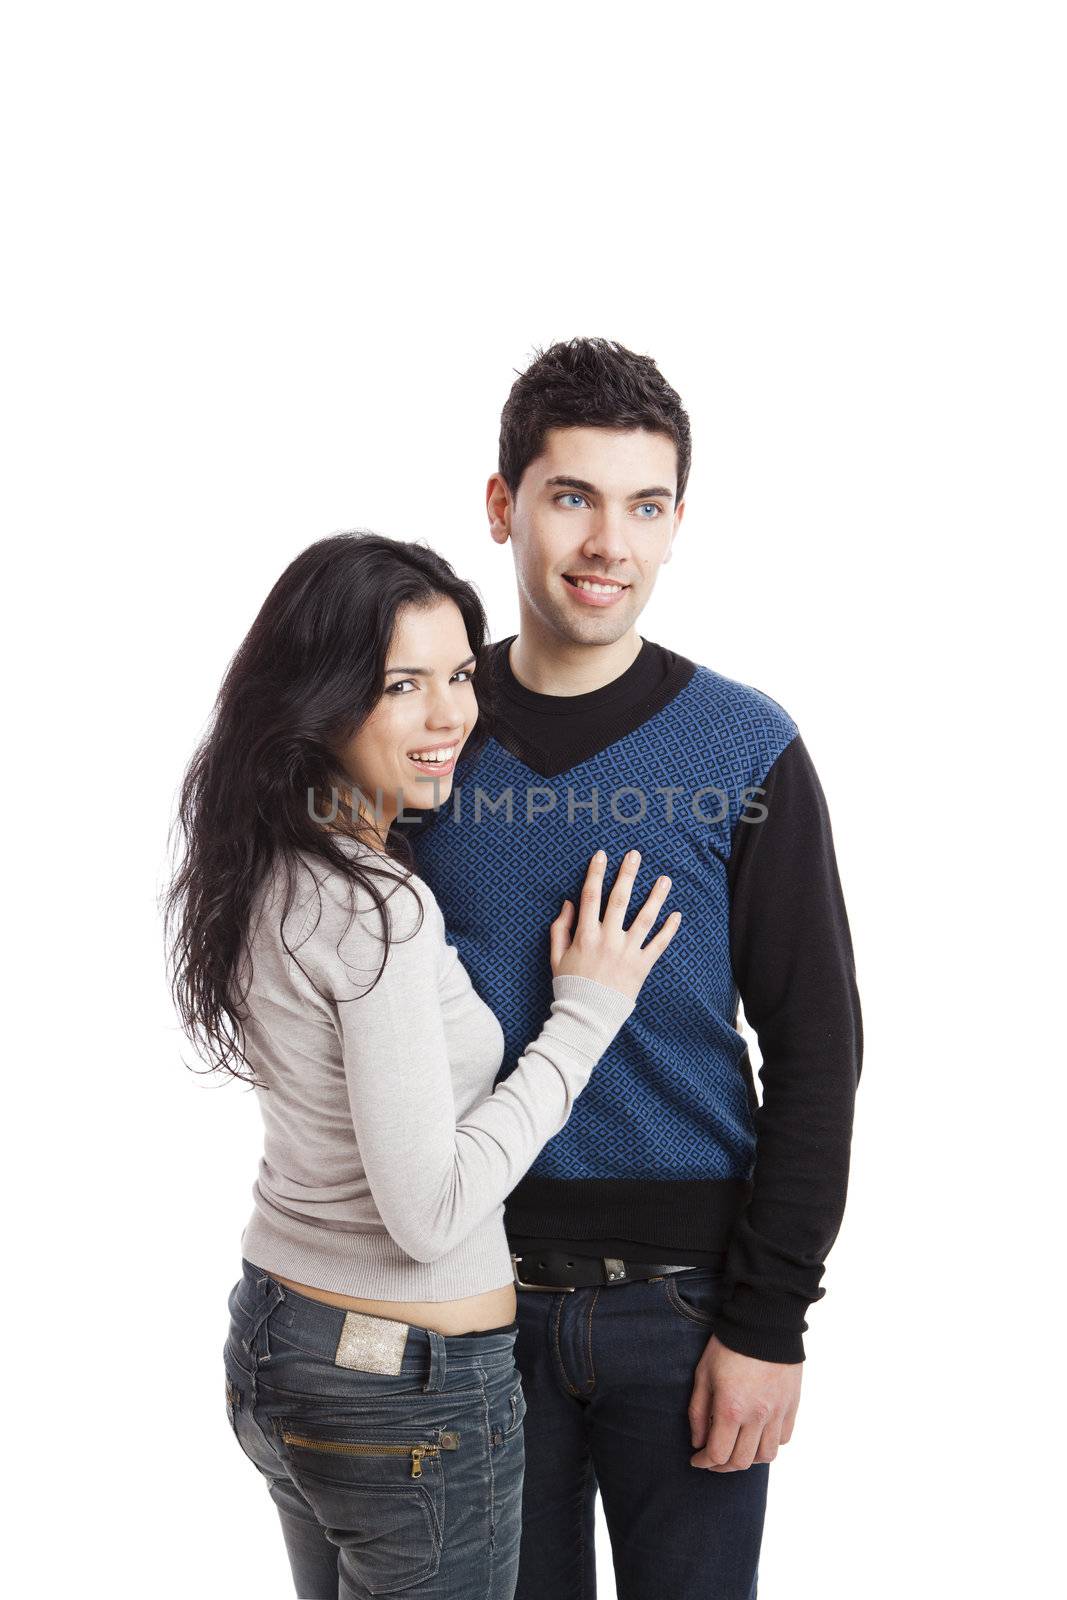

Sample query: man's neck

[507,622,644,699]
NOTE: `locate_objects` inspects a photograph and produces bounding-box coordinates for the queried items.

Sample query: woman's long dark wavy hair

[162,531,496,1085]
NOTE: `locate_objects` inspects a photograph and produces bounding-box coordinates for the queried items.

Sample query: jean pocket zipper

[280,1428,460,1479]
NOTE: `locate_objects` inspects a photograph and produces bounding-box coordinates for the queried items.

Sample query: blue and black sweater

[397,635,862,1363]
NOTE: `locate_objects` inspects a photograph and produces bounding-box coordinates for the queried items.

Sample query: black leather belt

[511,1250,698,1292]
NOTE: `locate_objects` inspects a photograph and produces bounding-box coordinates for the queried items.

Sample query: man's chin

[545,599,637,646]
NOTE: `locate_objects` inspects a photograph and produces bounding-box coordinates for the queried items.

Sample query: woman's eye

[385,670,474,696]
[556,493,588,509]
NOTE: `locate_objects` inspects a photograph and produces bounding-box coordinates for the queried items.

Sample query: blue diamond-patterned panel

[410,664,798,1181]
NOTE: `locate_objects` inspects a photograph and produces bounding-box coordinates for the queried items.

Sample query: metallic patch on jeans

[334,1311,409,1374]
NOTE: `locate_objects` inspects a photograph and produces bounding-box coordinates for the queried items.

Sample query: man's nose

[582,508,631,566]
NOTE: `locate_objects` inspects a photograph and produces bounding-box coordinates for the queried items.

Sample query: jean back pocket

[275,1421,457,1594]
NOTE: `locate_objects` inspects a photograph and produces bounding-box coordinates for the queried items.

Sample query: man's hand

[688,1334,802,1471]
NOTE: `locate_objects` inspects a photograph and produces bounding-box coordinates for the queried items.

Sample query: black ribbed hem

[503,1175,752,1253]
[710,1314,806,1365]
[507,1236,727,1267]
[711,1281,813,1363]
[504,1176,813,1362]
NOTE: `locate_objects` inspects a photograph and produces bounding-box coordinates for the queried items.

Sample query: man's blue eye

[557,493,588,509]
[635,503,661,518]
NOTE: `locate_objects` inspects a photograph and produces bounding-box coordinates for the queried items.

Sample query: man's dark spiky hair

[498,336,691,502]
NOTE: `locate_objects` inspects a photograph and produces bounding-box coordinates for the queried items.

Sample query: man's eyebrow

[385,654,477,676]
[545,475,674,499]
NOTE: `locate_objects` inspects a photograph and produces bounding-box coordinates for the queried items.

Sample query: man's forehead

[536,425,678,491]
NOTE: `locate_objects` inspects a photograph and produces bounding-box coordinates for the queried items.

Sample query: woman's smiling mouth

[406,743,458,775]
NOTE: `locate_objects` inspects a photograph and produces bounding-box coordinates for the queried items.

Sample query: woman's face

[336,597,479,836]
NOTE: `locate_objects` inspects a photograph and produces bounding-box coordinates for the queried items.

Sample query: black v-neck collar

[478,634,697,779]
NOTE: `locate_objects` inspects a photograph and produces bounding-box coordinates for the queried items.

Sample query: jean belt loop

[245,1278,285,1411]
[423,1328,447,1393]
[241,1277,285,1362]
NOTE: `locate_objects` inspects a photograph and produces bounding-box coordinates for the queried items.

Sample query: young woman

[164,531,680,1600]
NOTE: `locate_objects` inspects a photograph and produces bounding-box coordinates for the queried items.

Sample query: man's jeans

[512,1264,769,1600]
[223,1259,526,1599]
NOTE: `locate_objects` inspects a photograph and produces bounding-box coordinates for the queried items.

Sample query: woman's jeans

[223,1259,526,1599]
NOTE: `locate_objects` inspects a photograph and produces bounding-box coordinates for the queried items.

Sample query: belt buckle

[510,1253,576,1293]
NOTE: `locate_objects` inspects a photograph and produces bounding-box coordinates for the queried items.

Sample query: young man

[402,338,862,1599]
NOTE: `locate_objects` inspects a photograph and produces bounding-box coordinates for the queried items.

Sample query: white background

[3,3,1063,1595]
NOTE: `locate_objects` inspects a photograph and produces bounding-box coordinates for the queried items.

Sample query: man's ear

[487,473,512,544]
[662,497,685,563]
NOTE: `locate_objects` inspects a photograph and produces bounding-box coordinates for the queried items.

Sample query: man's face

[487,426,685,646]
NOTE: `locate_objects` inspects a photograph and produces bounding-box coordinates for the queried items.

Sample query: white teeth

[407,747,455,762]
[571,578,624,594]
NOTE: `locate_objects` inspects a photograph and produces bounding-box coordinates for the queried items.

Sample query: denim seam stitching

[585,1287,600,1389]
[578,1449,592,1600]
[665,1275,715,1326]
[553,1290,580,1395]
[477,1366,495,1598]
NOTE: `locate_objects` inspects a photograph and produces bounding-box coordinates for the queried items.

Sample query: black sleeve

[713,733,863,1364]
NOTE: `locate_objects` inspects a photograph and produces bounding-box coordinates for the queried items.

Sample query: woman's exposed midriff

[268,1272,518,1335]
